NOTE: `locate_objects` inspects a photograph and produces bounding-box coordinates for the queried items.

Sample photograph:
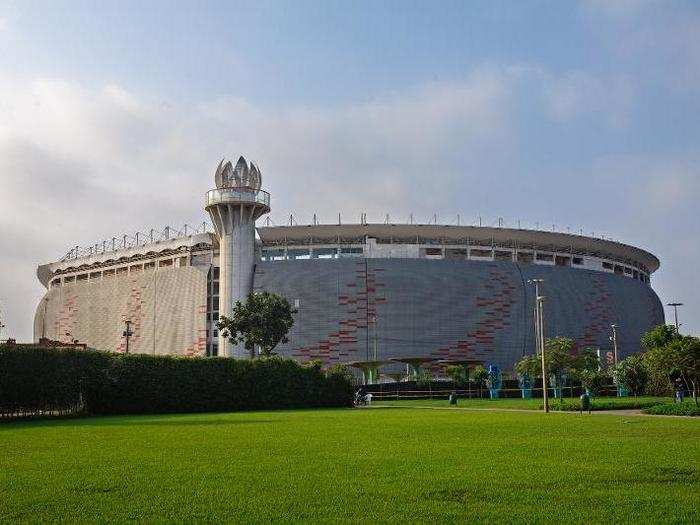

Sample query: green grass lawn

[372,396,674,411]
[1,408,698,523]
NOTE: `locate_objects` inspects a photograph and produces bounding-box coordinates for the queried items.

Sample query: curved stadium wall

[255,258,663,370]
[34,224,664,371]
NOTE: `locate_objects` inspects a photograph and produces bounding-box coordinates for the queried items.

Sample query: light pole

[528,278,548,413]
[122,320,133,354]
[610,324,619,366]
[667,302,683,332]
[372,315,378,361]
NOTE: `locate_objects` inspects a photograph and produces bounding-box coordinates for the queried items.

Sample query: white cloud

[543,71,635,127]
[583,0,700,93]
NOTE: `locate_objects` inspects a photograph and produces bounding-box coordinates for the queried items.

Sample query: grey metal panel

[254,259,664,371]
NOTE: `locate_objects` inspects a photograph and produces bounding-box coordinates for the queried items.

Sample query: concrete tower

[205,156,270,357]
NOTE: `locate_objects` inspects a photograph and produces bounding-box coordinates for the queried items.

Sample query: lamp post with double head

[666,302,683,332]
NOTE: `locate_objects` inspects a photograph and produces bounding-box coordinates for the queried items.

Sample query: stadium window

[494,250,512,261]
[89,271,101,279]
[159,259,173,268]
[445,248,467,260]
[103,269,115,277]
[470,249,492,258]
[536,253,553,262]
[602,262,613,270]
[116,267,128,275]
[555,256,571,267]
[129,265,142,273]
[614,265,624,275]
[76,273,88,281]
[573,257,584,265]
[516,252,534,264]
[64,276,75,283]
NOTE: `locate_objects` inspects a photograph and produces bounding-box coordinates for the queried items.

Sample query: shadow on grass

[0,414,279,429]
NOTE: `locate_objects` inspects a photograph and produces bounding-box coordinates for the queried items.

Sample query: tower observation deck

[205,156,270,357]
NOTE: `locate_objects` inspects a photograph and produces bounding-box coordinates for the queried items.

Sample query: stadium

[34,156,664,375]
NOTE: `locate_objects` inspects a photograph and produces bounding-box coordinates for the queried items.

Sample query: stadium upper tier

[38,223,659,288]
[256,224,659,281]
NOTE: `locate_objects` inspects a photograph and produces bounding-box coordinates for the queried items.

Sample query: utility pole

[667,302,683,332]
[123,320,133,354]
[528,279,548,413]
[610,324,619,365]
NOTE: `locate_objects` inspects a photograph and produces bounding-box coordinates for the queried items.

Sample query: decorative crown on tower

[214,156,262,192]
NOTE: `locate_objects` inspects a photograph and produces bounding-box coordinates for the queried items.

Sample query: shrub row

[642,402,700,417]
[0,345,354,418]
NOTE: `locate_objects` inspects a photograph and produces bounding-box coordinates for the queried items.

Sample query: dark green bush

[642,402,700,417]
[0,345,354,418]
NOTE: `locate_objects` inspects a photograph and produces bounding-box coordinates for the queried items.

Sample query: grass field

[372,396,674,411]
[1,407,698,523]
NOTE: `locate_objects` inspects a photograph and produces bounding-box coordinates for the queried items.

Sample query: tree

[642,324,680,351]
[514,354,540,379]
[572,347,600,375]
[538,337,575,397]
[578,369,608,396]
[613,354,648,400]
[217,291,296,358]
[668,336,700,405]
[472,366,488,398]
[640,325,699,402]
[445,365,468,387]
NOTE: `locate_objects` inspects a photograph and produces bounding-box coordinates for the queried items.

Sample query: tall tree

[613,354,648,400]
[217,292,296,358]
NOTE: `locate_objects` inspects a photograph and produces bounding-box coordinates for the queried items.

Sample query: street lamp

[122,320,134,354]
[666,303,683,332]
[610,324,619,366]
[528,278,549,413]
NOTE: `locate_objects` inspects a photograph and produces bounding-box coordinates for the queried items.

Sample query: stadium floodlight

[666,303,683,332]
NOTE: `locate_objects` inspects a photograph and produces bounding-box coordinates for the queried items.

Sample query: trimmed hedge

[642,402,700,417]
[0,346,354,418]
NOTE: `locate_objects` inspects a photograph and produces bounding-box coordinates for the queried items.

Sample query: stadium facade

[34,156,664,371]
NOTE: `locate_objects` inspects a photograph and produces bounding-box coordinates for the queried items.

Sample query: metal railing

[60,223,212,262]
[205,188,270,208]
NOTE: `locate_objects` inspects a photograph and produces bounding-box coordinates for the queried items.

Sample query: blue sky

[0,0,698,339]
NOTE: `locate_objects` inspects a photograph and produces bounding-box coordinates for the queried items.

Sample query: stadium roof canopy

[256,224,660,273]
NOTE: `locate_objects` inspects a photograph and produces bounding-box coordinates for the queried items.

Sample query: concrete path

[364,404,697,419]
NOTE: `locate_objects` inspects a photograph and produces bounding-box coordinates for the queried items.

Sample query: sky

[0,0,698,340]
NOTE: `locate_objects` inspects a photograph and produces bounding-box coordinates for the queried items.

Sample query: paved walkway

[364,404,696,419]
